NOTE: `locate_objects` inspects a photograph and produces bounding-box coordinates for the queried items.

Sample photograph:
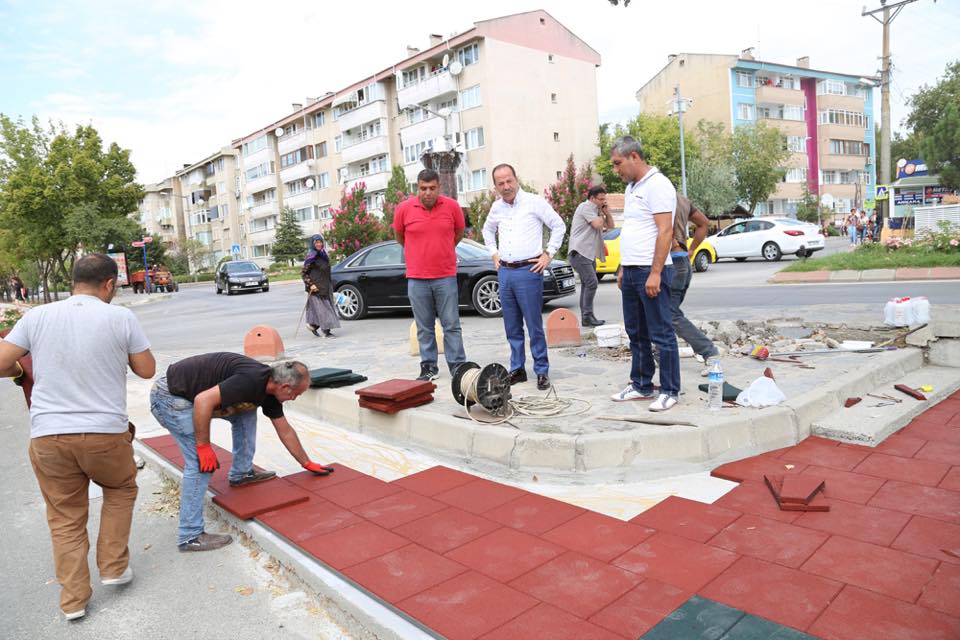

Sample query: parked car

[595,227,718,276]
[331,239,576,320]
[707,217,825,262]
[215,261,270,295]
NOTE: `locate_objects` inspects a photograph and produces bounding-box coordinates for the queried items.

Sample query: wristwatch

[545,249,555,258]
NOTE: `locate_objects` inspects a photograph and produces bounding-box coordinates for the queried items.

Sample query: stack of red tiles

[355,379,436,414]
[763,474,829,511]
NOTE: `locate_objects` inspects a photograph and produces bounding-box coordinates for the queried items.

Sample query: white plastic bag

[735,376,787,408]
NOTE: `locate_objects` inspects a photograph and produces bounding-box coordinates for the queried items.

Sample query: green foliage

[686,123,738,218]
[170,238,213,273]
[325,183,387,261]
[1,307,23,330]
[381,164,410,230]
[905,61,960,135]
[272,206,307,266]
[730,122,790,214]
[543,155,594,257]
[903,60,960,190]
[794,183,825,224]
[889,130,922,182]
[596,114,700,192]
[920,101,960,191]
[123,233,168,273]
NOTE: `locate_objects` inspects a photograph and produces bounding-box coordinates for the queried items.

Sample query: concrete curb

[134,444,437,640]
[286,349,929,482]
[769,266,960,284]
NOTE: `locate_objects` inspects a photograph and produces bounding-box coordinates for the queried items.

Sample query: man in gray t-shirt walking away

[0,254,155,621]
[568,185,615,327]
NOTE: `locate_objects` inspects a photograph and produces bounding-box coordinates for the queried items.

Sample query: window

[242,135,267,156]
[556,171,562,180]
[316,141,327,158]
[553,132,560,142]
[736,71,753,88]
[438,97,458,112]
[818,109,867,128]
[551,93,557,104]
[737,103,753,120]
[363,155,387,174]
[293,206,315,222]
[318,206,332,220]
[253,244,271,257]
[245,161,275,181]
[318,172,329,189]
[784,167,808,183]
[286,178,314,196]
[830,139,869,156]
[314,111,325,128]
[457,42,479,67]
[334,135,342,153]
[464,127,485,150]
[786,136,806,153]
[194,231,212,245]
[468,168,486,192]
[407,105,429,125]
[456,174,464,194]
[817,79,846,96]
[460,85,481,109]
[190,211,209,226]
[358,243,403,266]
[402,66,426,88]
[280,146,312,168]
[404,140,433,164]
[548,53,554,63]
[246,188,276,208]
[283,123,299,137]
[783,104,804,121]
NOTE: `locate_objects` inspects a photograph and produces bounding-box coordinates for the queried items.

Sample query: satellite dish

[437,107,452,119]
[304,178,315,189]
[896,158,907,168]
[448,60,463,76]
[274,127,284,137]
[442,53,450,67]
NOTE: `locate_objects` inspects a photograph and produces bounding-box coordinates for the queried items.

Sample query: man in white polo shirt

[608,136,681,411]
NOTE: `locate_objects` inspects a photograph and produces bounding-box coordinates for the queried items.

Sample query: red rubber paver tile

[713,480,802,523]
[350,490,446,529]
[140,434,176,450]
[355,378,436,401]
[393,507,501,554]
[397,570,538,640]
[342,543,468,603]
[359,393,433,414]
[283,463,367,492]
[891,515,960,565]
[868,480,960,524]
[709,514,829,568]
[480,602,624,640]
[801,535,938,602]
[809,585,960,640]
[915,440,960,466]
[390,465,478,497]
[940,466,960,492]
[710,455,807,483]
[434,478,528,515]
[257,497,362,543]
[853,452,950,487]
[918,563,960,618]
[779,475,826,504]
[629,495,741,543]
[794,498,912,547]
[484,493,584,535]
[611,532,738,592]
[918,398,960,422]
[312,475,403,508]
[211,478,310,520]
[444,527,564,582]
[780,438,870,471]
[875,434,927,458]
[901,418,960,445]
[589,579,691,639]
[797,465,886,505]
[701,556,841,631]
[299,520,409,570]
[541,511,655,563]
[509,551,642,619]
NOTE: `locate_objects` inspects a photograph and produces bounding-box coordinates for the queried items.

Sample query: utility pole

[670,85,690,197]
[862,0,920,228]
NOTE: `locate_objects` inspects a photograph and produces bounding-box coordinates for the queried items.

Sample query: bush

[325,183,388,261]
[544,154,594,258]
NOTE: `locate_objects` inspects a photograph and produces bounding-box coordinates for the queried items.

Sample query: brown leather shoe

[509,369,527,385]
[178,532,233,552]
[228,470,276,487]
[537,374,550,391]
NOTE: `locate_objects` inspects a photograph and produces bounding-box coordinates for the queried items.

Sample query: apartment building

[173,147,243,265]
[137,179,184,245]
[232,9,601,265]
[635,52,876,216]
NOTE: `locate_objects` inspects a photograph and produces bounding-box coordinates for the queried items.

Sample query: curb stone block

[512,432,577,470]
[785,389,841,438]
[315,389,361,431]
[471,426,519,466]
[860,269,896,281]
[750,406,799,450]
[831,270,861,282]
[635,427,705,463]
[578,431,636,470]
[896,267,931,280]
[409,413,475,456]
[705,416,754,460]
[906,325,935,347]
[932,308,960,337]
[930,339,960,367]
[360,408,412,442]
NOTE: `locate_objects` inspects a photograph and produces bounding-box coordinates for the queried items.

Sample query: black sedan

[331,239,576,320]
[215,260,270,295]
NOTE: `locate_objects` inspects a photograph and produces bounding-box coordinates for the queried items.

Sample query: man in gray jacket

[568,185,615,327]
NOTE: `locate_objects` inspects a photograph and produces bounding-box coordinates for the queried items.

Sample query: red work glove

[196,444,220,473]
[302,461,335,476]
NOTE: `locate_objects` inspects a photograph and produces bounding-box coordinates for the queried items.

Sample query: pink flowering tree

[544,154,595,258]
[325,183,387,262]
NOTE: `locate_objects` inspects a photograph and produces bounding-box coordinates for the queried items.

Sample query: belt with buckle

[500,258,537,269]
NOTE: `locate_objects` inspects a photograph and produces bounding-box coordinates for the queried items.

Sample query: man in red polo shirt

[393,168,468,380]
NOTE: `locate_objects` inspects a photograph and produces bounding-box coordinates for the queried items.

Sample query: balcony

[345,170,389,193]
[279,160,313,183]
[397,70,458,110]
[819,153,870,172]
[341,135,389,165]
[816,93,865,112]
[282,190,315,210]
[400,115,460,148]
[757,118,807,136]
[277,130,308,155]
[756,84,805,106]
[244,174,276,196]
[248,201,278,219]
[818,123,869,141]
[337,100,388,132]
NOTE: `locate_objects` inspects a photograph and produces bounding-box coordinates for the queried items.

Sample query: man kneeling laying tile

[150,353,330,552]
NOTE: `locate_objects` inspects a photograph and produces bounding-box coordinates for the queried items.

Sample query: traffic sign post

[135,237,153,293]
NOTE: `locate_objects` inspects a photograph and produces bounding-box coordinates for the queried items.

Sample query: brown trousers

[28,431,138,613]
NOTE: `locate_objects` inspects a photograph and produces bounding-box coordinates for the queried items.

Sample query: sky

[1,0,957,184]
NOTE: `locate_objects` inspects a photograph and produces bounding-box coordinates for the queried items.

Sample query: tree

[904,60,960,191]
[123,230,168,274]
[381,164,410,230]
[272,206,306,265]
[170,238,213,273]
[544,154,594,257]
[325,183,387,261]
[730,122,789,214]
[889,130,922,182]
[794,183,825,225]
[596,114,700,193]
[686,121,739,218]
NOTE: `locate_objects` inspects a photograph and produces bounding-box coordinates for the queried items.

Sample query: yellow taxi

[594,228,717,277]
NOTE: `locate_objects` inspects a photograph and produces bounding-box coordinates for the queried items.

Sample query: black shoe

[583,315,605,327]
[228,470,276,487]
[308,326,320,337]
[537,374,550,391]
[417,363,440,381]
[322,329,333,337]
[509,369,527,385]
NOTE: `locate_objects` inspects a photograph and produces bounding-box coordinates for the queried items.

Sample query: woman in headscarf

[301,234,340,337]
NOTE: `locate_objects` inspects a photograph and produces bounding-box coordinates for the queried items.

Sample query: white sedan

[707,217,825,262]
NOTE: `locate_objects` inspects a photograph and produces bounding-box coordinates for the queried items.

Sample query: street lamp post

[668,85,692,197]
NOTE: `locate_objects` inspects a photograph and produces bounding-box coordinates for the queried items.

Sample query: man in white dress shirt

[482,164,566,391]
[607,136,681,412]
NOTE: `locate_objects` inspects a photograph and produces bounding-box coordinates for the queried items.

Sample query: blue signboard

[894,190,924,206]
[231,244,241,255]
[897,159,928,179]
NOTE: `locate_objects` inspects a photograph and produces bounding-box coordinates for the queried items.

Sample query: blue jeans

[498,266,548,375]
[621,265,681,397]
[848,226,858,244]
[149,376,258,544]
[408,276,466,374]
[669,256,719,360]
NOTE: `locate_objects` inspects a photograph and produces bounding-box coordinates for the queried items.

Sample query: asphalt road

[129,237,960,355]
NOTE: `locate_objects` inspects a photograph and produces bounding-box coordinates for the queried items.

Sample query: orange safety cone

[545,308,582,347]
[243,325,285,361]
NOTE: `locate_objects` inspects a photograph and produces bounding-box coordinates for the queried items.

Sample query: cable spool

[451,362,511,415]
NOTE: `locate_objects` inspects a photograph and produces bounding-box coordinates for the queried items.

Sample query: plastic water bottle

[708,360,724,411]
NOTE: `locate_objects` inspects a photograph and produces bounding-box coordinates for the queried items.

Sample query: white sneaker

[700,356,721,378]
[611,385,656,402]
[101,566,133,586]
[64,608,86,621]
[648,394,678,412]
